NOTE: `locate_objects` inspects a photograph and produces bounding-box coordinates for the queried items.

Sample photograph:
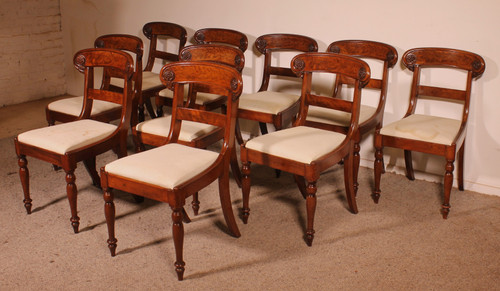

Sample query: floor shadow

[31,195,67,213]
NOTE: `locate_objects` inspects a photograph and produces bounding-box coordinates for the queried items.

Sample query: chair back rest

[401,47,485,120]
[327,40,397,94]
[179,44,245,72]
[291,52,370,136]
[255,33,318,91]
[194,28,248,52]
[159,61,243,150]
[94,34,144,93]
[143,22,187,71]
[74,48,135,129]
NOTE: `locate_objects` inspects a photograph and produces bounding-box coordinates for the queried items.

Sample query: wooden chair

[305,40,398,193]
[15,48,135,233]
[45,34,143,125]
[372,47,485,219]
[134,44,246,213]
[156,27,248,115]
[101,61,243,281]
[240,52,371,246]
[236,33,318,144]
[142,21,187,121]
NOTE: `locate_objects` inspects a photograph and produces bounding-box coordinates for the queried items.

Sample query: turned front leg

[104,187,117,256]
[305,181,317,246]
[241,161,251,224]
[65,170,80,233]
[18,155,32,214]
[172,207,185,281]
[442,160,454,219]
[372,146,383,204]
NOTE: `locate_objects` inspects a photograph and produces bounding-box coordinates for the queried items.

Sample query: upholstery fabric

[245,126,346,164]
[306,105,377,126]
[47,96,121,116]
[239,91,300,114]
[136,116,219,142]
[17,119,117,154]
[104,143,219,189]
[380,114,461,145]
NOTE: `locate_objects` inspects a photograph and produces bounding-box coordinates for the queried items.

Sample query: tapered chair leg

[218,171,241,237]
[343,152,358,214]
[294,174,307,199]
[305,181,317,246]
[83,157,101,188]
[404,150,415,180]
[442,159,455,219]
[372,145,384,204]
[353,141,361,195]
[18,155,32,214]
[241,161,251,224]
[172,207,185,281]
[65,170,80,233]
[458,143,465,191]
[104,187,117,256]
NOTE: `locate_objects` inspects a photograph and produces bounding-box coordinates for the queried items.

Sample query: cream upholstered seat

[15,48,136,233]
[101,61,243,281]
[105,143,219,189]
[245,126,346,163]
[135,115,219,143]
[17,119,116,155]
[380,114,461,145]
[45,34,143,125]
[47,97,121,117]
[240,52,371,247]
[306,105,377,127]
[239,91,300,115]
[236,34,318,143]
[372,47,486,219]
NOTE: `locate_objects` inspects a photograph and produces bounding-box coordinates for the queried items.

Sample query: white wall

[60,0,500,196]
[0,0,66,107]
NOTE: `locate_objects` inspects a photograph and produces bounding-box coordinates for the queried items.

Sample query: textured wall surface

[0,0,66,107]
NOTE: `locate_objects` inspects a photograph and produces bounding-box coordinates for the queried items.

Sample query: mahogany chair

[240,52,371,246]
[305,40,398,193]
[45,34,143,125]
[236,33,318,144]
[141,21,187,121]
[101,61,243,281]
[15,48,135,233]
[134,44,246,212]
[155,27,248,115]
[372,47,485,219]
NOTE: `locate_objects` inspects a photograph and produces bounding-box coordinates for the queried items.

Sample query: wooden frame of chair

[134,44,246,214]
[236,33,318,145]
[240,52,371,246]
[305,40,398,193]
[156,27,248,114]
[142,21,187,120]
[372,47,486,219]
[15,48,135,233]
[101,61,243,281]
[45,34,143,126]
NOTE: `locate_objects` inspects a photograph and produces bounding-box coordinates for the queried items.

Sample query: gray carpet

[1,136,499,290]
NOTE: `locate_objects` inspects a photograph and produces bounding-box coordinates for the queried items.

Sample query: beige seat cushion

[239,91,300,114]
[245,126,346,164]
[136,116,219,142]
[17,119,117,155]
[380,114,461,145]
[104,143,219,189]
[306,105,377,127]
[47,96,121,116]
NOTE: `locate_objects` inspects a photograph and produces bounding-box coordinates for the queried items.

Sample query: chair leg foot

[371,192,380,204]
[441,204,450,219]
[107,238,117,256]
[175,261,185,281]
[71,217,80,233]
